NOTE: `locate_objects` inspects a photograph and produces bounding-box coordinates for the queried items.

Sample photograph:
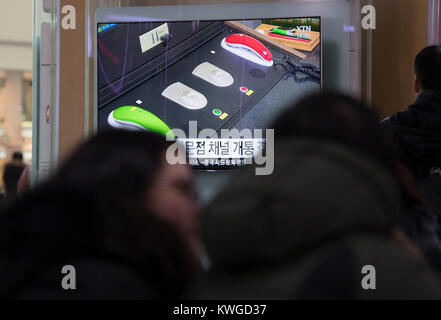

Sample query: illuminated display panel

[97,18,321,169]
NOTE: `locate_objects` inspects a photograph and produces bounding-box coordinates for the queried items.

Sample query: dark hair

[272,91,397,173]
[1,130,197,298]
[272,92,434,212]
[415,45,441,91]
[12,152,23,161]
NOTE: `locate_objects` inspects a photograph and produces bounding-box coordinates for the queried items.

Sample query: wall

[0,72,25,153]
[0,0,34,190]
[58,0,86,163]
[371,0,428,118]
[0,0,33,71]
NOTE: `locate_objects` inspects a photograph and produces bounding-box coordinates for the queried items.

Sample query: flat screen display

[97,17,321,169]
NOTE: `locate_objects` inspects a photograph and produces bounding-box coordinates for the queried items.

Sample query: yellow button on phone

[220,113,229,120]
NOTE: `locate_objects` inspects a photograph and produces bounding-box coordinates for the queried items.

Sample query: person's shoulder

[75,257,158,299]
[381,116,392,124]
[349,234,441,299]
[3,162,26,174]
[2,163,14,172]
[386,109,413,127]
[15,257,158,300]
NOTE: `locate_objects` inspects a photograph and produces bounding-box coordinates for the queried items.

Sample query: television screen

[97,17,321,169]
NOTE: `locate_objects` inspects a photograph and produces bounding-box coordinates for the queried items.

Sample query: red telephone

[221,34,274,67]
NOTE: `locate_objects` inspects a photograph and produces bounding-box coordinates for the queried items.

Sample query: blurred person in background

[384,46,441,210]
[200,92,441,299]
[2,152,26,199]
[0,130,201,299]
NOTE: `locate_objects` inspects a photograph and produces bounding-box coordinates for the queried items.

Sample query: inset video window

[97,18,321,169]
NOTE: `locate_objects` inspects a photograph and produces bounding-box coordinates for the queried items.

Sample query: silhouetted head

[12,152,23,162]
[273,92,432,209]
[273,92,396,173]
[2,130,200,298]
[57,129,200,267]
[414,45,441,93]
